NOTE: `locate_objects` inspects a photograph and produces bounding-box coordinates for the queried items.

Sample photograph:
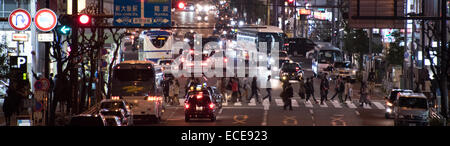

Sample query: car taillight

[112,96,120,100]
[284,43,289,46]
[224,58,228,63]
[296,67,300,72]
[209,103,215,109]
[185,104,190,109]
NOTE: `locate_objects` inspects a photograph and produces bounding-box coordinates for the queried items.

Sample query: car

[184,85,220,122]
[279,62,304,81]
[206,86,224,109]
[384,89,413,119]
[99,108,129,126]
[100,99,133,125]
[393,93,430,126]
[157,59,174,71]
[69,114,106,126]
[102,115,123,126]
[285,38,316,56]
[330,61,357,82]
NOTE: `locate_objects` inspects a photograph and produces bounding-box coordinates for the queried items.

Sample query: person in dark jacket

[320,74,329,105]
[305,77,318,103]
[262,75,272,102]
[298,78,306,99]
[248,76,260,103]
[283,83,294,110]
[2,83,17,126]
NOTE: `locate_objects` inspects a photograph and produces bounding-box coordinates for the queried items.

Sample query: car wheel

[185,115,190,122]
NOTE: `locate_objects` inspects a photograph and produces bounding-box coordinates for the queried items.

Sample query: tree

[386,31,404,66]
[342,26,383,71]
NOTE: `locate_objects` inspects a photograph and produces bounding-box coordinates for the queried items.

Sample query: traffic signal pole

[71,0,79,114]
[439,0,448,119]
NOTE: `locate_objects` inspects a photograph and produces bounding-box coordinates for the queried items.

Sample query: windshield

[114,69,154,81]
[318,50,343,64]
[398,97,428,109]
[187,91,212,105]
[151,36,168,48]
[101,102,125,109]
[159,60,173,65]
[334,62,352,68]
[282,63,300,72]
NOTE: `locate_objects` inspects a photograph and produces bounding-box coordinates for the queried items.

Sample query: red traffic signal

[78,14,91,25]
[178,2,185,9]
[288,0,294,2]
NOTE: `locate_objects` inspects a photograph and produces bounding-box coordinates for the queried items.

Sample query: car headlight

[282,76,287,80]
[386,102,393,107]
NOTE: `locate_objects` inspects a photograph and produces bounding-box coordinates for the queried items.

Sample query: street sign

[8,9,32,31]
[38,33,54,42]
[34,9,58,32]
[12,33,29,41]
[34,78,50,91]
[114,0,171,27]
[10,56,27,71]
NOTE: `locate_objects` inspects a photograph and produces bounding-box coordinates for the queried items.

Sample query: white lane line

[234,102,242,106]
[292,99,299,107]
[263,99,270,110]
[261,110,268,126]
[275,99,284,106]
[222,102,228,106]
[331,100,343,108]
[319,102,328,108]
[305,100,314,108]
[346,101,357,109]
[219,108,223,114]
[372,102,386,109]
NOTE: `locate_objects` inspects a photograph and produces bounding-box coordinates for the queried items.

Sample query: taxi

[184,84,221,122]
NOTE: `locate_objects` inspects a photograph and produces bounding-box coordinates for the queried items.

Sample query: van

[394,93,430,126]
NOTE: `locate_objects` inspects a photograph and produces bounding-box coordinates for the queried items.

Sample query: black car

[206,86,224,109]
[280,62,304,81]
[184,86,220,122]
[286,38,316,56]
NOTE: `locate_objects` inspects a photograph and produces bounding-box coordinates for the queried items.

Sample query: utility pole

[439,0,448,119]
[97,0,104,103]
[267,0,270,25]
[71,0,79,114]
[293,0,297,37]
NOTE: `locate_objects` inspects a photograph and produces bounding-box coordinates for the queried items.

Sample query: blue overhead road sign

[114,0,171,27]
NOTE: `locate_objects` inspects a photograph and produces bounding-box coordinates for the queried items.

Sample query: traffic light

[57,15,72,35]
[288,0,294,6]
[178,2,186,9]
[78,14,91,26]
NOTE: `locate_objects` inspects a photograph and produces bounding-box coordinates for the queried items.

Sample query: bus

[307,42,344,77]
[111,60,164,123]
[236,25,286,54]
[138,30,174,63]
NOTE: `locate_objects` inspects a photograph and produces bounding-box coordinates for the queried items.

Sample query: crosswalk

[174,98,387,110]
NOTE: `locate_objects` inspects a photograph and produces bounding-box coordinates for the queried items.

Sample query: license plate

[196,106,203,111]
[409,123,416,126]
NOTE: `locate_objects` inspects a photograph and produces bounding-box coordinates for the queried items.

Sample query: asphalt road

[136,56,393,126]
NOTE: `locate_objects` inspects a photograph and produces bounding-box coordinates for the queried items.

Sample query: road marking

[275,99,284,106]
[372,102,386,109]
[263,99,270,110]
[355,111,360,116]
[222,106,264,109]
[292,99,299,107]
[346,101,357,109]
[363,104,372,109]
[331,114,347,126]
[234,102,242,106]
[219,108,223,114]
[304,100,314,108]
[331,100,342,108]
[222,102,228,106]
[319,102,328,108]
[233,115,248,124]
[283,116,298,125]
[309,109,314,114]
[261,110,268,126]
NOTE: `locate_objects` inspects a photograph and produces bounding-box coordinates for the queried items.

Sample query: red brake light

[284,43,289,46]
[189,49,194,54]
[209,103,215,109]
[185,104,190,109]
[224,58,228,63]
[197,92,203,99]
[296,67,300,72]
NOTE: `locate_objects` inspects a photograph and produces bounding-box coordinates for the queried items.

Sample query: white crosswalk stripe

[346,101,357,109]
[292,99,299,107]
[234,102,242,106]
[363,104,372,109]
[222,102,228,106]
[372,102,385,109]
[331,100,342,108]
[179,99,185,106]
[275,99,284,106]
[319,102,328,108]
[304,100,314,108]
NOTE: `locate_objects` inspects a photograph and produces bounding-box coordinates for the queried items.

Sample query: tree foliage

[386,31,404,66]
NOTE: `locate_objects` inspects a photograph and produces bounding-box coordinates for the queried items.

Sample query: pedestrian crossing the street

[170,98,387,111]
